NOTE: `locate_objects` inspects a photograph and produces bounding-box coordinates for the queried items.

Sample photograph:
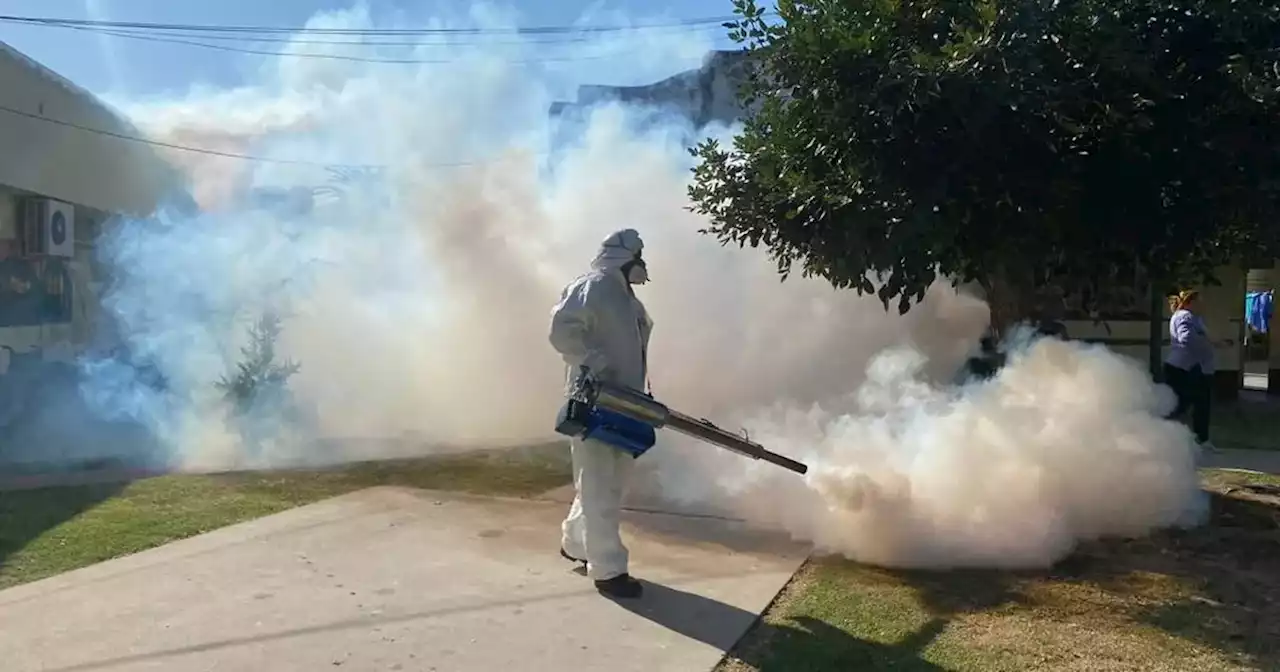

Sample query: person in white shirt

[1163,289,1217,451]
[548,229,653,600]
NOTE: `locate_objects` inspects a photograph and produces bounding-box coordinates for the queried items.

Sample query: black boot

[594,573,643,599]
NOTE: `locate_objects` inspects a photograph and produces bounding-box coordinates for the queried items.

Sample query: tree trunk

[980,269,1037,340]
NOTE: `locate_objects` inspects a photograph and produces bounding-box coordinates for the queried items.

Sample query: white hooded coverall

[549,229,653,581]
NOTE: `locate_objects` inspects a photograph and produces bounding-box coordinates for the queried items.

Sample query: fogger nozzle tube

[590,379,809,475]
[594,382,670,426]
[665,411,809,475]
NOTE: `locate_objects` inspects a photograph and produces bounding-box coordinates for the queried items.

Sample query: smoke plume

[73,3,1206,568]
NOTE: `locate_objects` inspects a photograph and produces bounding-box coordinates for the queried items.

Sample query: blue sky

[1,0,740,99]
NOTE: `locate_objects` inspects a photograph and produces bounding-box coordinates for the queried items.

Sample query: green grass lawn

[1211,400,1280,451]
[0,443,572,590]
[5,444,1279,671]
[721,469,1280,672]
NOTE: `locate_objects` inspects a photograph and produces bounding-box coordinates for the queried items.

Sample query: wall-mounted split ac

[20,198,75,258]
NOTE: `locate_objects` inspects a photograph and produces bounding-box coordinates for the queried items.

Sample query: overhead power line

[0,14,741,64]
[0,13,746,36]
[0,12,749,164]
[42,25,712,64]
[5,22,726,47]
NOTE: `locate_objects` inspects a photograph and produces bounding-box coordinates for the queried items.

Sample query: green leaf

[689,0,1280,325]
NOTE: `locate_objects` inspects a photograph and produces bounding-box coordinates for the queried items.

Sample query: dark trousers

[1163,363,1211,443]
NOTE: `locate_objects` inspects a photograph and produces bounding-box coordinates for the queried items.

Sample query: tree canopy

[688,0,1280,326]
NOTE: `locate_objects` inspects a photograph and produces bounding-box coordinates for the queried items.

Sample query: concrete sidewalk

[0,487,809,672]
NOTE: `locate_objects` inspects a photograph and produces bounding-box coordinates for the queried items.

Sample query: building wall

[1272,292,1280,395]
[0,185,103,365]
[1254,264,1280,394]
[0,43,187,364]
[0,42,184,216]
[1064,265,1248,400]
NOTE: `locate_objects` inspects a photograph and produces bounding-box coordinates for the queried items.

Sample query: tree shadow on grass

[887,487,1280,670]
[1078,490,1280,669]
[589,561,955,671]
[893,566,1036,617]
[828,487,1280,670]
[0,481,129,583]
[1209,396,1280,451]
[728,614,951,672]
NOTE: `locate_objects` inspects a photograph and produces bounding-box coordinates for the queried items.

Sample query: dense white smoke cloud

[639,335,1207,569]
[80,3,1207,567]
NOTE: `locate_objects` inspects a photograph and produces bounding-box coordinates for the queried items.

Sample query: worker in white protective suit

[549,228,653,599]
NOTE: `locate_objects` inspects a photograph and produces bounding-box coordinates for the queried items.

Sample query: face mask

[626,260,649,285]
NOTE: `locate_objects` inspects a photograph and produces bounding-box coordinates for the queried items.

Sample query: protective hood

[590,229,643,273]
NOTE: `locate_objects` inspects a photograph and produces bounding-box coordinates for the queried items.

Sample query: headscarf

[590,229,644,273]
[1168,289,1199,313]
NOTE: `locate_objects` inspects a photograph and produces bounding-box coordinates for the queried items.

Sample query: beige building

[0,41,184,363]
[1062,264,1279,400]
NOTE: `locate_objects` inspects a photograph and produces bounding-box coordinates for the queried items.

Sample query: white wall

[0,185,101,361]
[0,43,187,361]
[0,42,184,215]
[1065,265,1247,395]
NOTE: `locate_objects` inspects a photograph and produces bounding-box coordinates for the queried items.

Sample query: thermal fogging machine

[554,367,809,475]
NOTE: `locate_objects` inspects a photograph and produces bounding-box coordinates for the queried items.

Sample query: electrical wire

[0,13,747,36]
[0,19,727,46]
[0,12,753,164]
[1,16,739,64]
[41,25,648,64]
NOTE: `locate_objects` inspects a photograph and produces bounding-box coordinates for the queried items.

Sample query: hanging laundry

[1246,290,1273,333]
[1264,291,1275,333]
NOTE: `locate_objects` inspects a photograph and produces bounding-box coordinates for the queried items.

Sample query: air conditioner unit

[20,198,75,258]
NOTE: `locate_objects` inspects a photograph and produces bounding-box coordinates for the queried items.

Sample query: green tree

[689,0,1280,333]
[215,311,305,461]
[216,311,300,414]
